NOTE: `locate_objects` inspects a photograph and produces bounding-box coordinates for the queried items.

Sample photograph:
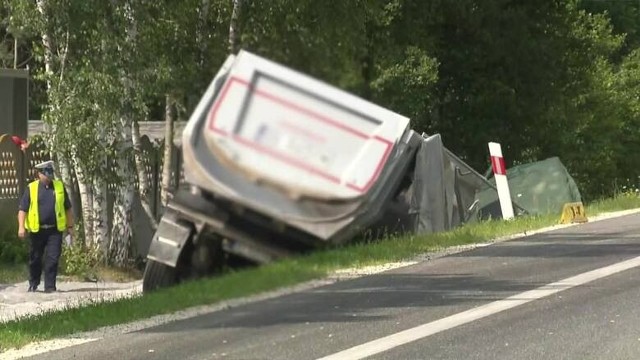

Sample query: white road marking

[316,255,640,360]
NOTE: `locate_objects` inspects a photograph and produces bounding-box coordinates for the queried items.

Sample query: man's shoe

[27,285,37,292]
[44,288,56,293]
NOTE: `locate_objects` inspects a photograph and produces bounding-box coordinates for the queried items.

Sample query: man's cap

[35,161,55,178]
[35,160,55,171]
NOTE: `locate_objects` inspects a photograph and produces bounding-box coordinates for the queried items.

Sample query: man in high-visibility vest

[17,160,74,293]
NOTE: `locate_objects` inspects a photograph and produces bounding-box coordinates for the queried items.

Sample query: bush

[0,207,28,264]
[59,231,102,278]
[1,208,103,279]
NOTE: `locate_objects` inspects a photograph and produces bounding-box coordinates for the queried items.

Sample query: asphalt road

[25,213,640,360]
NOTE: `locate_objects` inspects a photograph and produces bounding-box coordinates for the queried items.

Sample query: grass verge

[1,194,639,351]
[61,265,143,283]
[0,264,27,284]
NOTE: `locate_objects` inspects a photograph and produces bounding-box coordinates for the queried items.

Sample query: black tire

[142,260,178,293]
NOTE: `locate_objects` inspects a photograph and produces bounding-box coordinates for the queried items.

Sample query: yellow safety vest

[25,179,67,233]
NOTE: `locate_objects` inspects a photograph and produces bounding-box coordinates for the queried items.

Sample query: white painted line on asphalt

[316,255,640,360]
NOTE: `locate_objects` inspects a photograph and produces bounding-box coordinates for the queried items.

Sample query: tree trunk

[36,0,54,93]
[228,0,243,54]
[13,37,18,69]
[160,94,175,207]
[108,0,137,267]
[92,169,109,260]
[71,149,94,245]
[132,116,158,229]
[197,0,210,68]
[110,194,134,267]
[35,0,58,160]
[360,21,375,100]
[109,120,136,267]
[77,176,94,243]
[56,155,76,203]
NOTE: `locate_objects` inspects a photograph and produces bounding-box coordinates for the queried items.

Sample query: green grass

[58,265,143,283]
[1,193,639,352]
[0,264,27,284]
[584,192,640,214]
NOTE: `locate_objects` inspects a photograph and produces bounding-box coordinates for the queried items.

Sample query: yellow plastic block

[559,202,588,224]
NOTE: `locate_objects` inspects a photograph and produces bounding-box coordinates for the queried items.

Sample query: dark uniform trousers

[29,227,63,290]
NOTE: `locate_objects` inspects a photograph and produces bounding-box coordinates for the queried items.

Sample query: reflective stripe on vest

[25,180,67,232]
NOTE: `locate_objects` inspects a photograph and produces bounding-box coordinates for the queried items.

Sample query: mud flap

[146,213,193,268]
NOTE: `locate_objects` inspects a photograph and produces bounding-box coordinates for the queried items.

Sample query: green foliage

[240,0,371,88]
[0,263,27,284]
[60,240,102,278]
[0,207,27,265]
[579,0,640,57]
[371,46,439,125]
[4,0,640,223]
[0,4,13,67]
[0,231,28,264]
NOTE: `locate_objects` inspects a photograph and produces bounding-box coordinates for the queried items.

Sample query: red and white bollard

[488,142,514,220]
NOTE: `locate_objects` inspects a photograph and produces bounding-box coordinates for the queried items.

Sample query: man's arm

[18,210,26,230]
[17,190,30,238]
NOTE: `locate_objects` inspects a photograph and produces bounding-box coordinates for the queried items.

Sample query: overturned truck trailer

[143,51,474,292]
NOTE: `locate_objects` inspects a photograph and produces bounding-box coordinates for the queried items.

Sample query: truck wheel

[142,260,178,293]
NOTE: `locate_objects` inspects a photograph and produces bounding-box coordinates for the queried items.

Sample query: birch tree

[12,0,91,245]
[98,0,140,265]
[228,0,243,54]
[9,0,116,256]
[132,114,157,228]
[33,0,77,207]
[160,94,174,207]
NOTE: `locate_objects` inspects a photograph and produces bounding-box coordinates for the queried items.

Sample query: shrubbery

[1,209,101,279]
[60,232,102,279]
[0,207,27,264]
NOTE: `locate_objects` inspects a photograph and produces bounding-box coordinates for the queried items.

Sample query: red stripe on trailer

[491,156,506,176]
[206,76,395,194]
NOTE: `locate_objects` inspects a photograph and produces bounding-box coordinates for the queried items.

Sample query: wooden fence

[0,134,50,203]
[0,134,185,256]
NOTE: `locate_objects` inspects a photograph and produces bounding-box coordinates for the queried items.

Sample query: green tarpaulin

[475,157,582,220]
